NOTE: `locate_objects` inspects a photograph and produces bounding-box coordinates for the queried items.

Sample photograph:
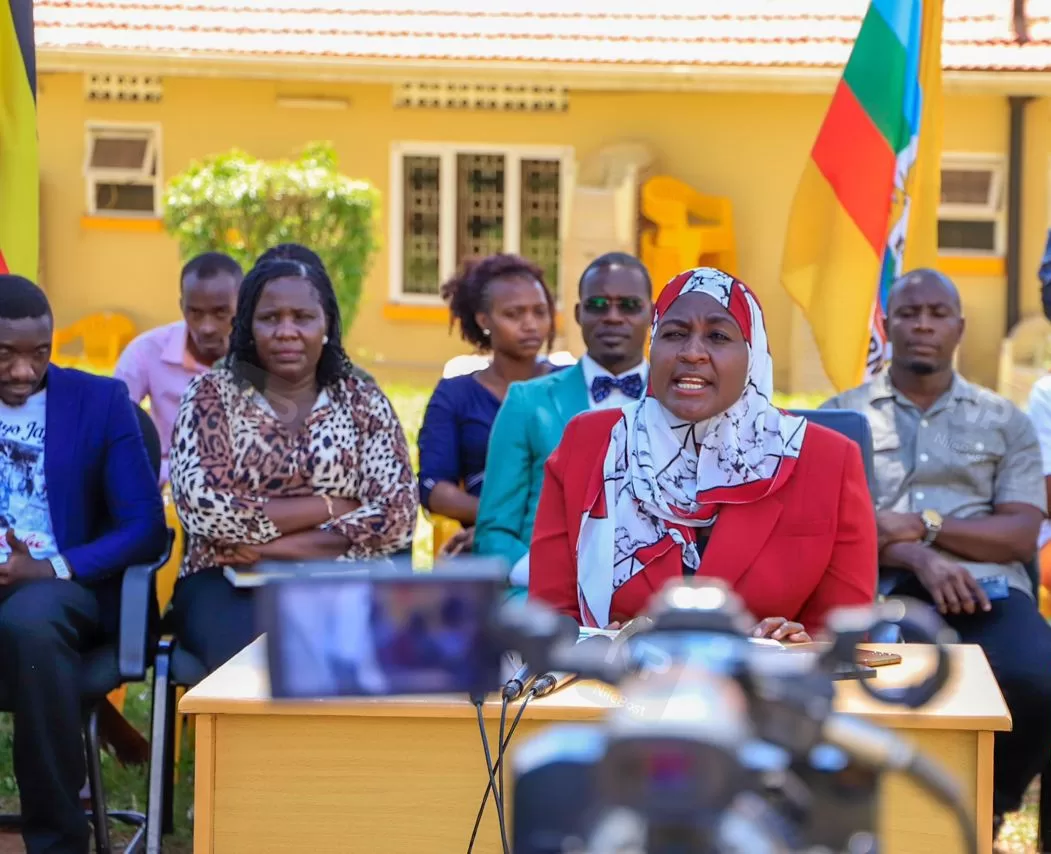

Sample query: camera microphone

[532,634,615,698]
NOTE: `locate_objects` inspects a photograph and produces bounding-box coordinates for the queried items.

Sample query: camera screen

[263,574,504,699]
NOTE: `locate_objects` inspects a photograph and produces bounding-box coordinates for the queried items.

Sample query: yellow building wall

[37,72,1029,391]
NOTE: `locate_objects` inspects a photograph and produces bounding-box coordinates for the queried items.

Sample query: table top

[179,636,1011,732]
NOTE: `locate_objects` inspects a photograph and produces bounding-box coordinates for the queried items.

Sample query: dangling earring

[323,335,330,345]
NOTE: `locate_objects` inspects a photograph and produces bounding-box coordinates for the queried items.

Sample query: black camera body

[501,580,959,854]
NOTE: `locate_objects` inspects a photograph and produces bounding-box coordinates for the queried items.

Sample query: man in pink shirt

[115,252,242,484]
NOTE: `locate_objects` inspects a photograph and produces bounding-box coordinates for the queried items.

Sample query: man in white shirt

[474,253,653,595]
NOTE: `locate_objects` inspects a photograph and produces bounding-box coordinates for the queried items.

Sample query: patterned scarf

[576,268,807,628]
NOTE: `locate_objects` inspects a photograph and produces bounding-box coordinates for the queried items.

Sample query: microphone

[532,634,614,698]
[531,670,579,698]
[502,614,582,701]
[502,663,536,701]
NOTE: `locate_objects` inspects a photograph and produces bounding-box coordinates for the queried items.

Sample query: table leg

[193,714,216,854]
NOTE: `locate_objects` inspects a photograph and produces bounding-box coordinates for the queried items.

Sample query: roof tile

[32,0,1050,71]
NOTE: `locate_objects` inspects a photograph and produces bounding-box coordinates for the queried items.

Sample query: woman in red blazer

[529,267,877,639]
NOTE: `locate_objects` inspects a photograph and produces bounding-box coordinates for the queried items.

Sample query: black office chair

[788,408,902,645]
[788,408,876,494]
[0,404,171,854]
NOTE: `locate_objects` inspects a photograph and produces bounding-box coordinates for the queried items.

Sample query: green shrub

[163,142,380,330]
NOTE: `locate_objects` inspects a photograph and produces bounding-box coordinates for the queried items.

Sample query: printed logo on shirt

[0,412,56,561]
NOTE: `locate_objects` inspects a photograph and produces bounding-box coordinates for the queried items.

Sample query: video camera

[499,581,971,854]
[257,560,974,854]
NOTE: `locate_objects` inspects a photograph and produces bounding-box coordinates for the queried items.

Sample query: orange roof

[32,0,1051,72]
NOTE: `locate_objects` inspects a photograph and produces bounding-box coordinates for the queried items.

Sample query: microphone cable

[467,692,535,854]
[823,714,978,854]
[472,699,510,854]
[498,693,509,829]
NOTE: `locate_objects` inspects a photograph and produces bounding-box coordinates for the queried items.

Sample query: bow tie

[591,373,644,403]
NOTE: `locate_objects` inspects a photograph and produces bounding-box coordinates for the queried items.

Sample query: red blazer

[529,409,877,633]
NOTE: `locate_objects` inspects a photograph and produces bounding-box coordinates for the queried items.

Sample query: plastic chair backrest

[133,404,161,480]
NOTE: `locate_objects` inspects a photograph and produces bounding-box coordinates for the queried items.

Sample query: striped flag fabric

[780,0,943,392]
[0,0,38,280]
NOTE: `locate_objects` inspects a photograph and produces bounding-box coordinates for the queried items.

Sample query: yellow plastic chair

[639,175,739,294]
[52,312,137,372]
[431,513,463,560]
[156,487,193,774]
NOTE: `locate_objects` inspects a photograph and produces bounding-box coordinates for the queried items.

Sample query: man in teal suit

[474,253,653,597]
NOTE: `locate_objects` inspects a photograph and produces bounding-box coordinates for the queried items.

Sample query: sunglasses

[582,296,647,316]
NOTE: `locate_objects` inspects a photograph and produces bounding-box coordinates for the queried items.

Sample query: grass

[0,380,1039,852]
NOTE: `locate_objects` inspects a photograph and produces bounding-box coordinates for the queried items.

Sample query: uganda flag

[0,0,37,280]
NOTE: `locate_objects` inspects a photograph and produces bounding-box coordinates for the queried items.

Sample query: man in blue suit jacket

[474,253,653,596]
[0,275,166,854]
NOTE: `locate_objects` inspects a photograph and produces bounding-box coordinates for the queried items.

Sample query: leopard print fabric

[169,367,418,577]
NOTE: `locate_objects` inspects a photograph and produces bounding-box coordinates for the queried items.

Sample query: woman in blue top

[418,254,558,555]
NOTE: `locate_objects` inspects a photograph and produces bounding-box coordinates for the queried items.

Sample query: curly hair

[226,259,354,394]
[439,253,556,353]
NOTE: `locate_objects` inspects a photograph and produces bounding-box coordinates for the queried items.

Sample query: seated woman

[529,267,877,639]
[168,259,418,673]
[418,254,558,557]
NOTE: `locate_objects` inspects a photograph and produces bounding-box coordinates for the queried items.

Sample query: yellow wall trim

[936,255,1006,277]
[80,215,165,234]
[382,302,567,331]
[382,303,449,324]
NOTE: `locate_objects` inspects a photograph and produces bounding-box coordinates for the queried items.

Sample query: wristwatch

[920,509,943,545]
[49,555,72,580]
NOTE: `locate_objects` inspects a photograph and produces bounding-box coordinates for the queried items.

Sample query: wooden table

[181,640,1010,854]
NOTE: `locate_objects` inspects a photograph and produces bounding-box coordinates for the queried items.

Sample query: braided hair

[256,243,325,271]
[439,254,556,353]
[226,259,354,394]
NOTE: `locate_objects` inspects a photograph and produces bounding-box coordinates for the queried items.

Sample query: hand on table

[915,550,991,615]
[0,530,56,585]
[752,616,811,644]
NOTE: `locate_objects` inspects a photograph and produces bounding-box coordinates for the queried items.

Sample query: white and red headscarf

[576,267,807,628]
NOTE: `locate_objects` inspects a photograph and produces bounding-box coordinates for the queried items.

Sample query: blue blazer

[44,365,166,584]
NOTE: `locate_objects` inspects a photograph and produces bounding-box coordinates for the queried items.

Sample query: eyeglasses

[582,296,647,316]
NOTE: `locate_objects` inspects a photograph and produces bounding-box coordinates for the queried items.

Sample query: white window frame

[388,141,574,305]
[937,152,1006,257]
[83,121,163,218]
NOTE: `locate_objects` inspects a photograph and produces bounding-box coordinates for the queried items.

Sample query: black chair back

[787,408,875,494]
[133,404,162,480]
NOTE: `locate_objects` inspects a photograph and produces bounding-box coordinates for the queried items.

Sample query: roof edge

[36,48,1051,96]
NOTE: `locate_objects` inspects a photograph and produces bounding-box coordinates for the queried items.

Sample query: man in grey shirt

[823,269,1051,833]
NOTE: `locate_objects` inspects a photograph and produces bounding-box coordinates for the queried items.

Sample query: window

[389,143,572,303]
[937,155,1005,255]
[83,123,161,218]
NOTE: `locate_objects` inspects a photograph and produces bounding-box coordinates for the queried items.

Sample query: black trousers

[891,580,1051,817]
[168,568,258,674]
[0,579,104,854]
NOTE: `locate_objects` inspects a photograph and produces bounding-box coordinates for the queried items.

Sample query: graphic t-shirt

[0,390,56,562]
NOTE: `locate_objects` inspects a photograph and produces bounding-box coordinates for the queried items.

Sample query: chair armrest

[118,529,174,682]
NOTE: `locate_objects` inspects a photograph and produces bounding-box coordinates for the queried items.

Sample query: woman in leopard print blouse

[168,258,418,673]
